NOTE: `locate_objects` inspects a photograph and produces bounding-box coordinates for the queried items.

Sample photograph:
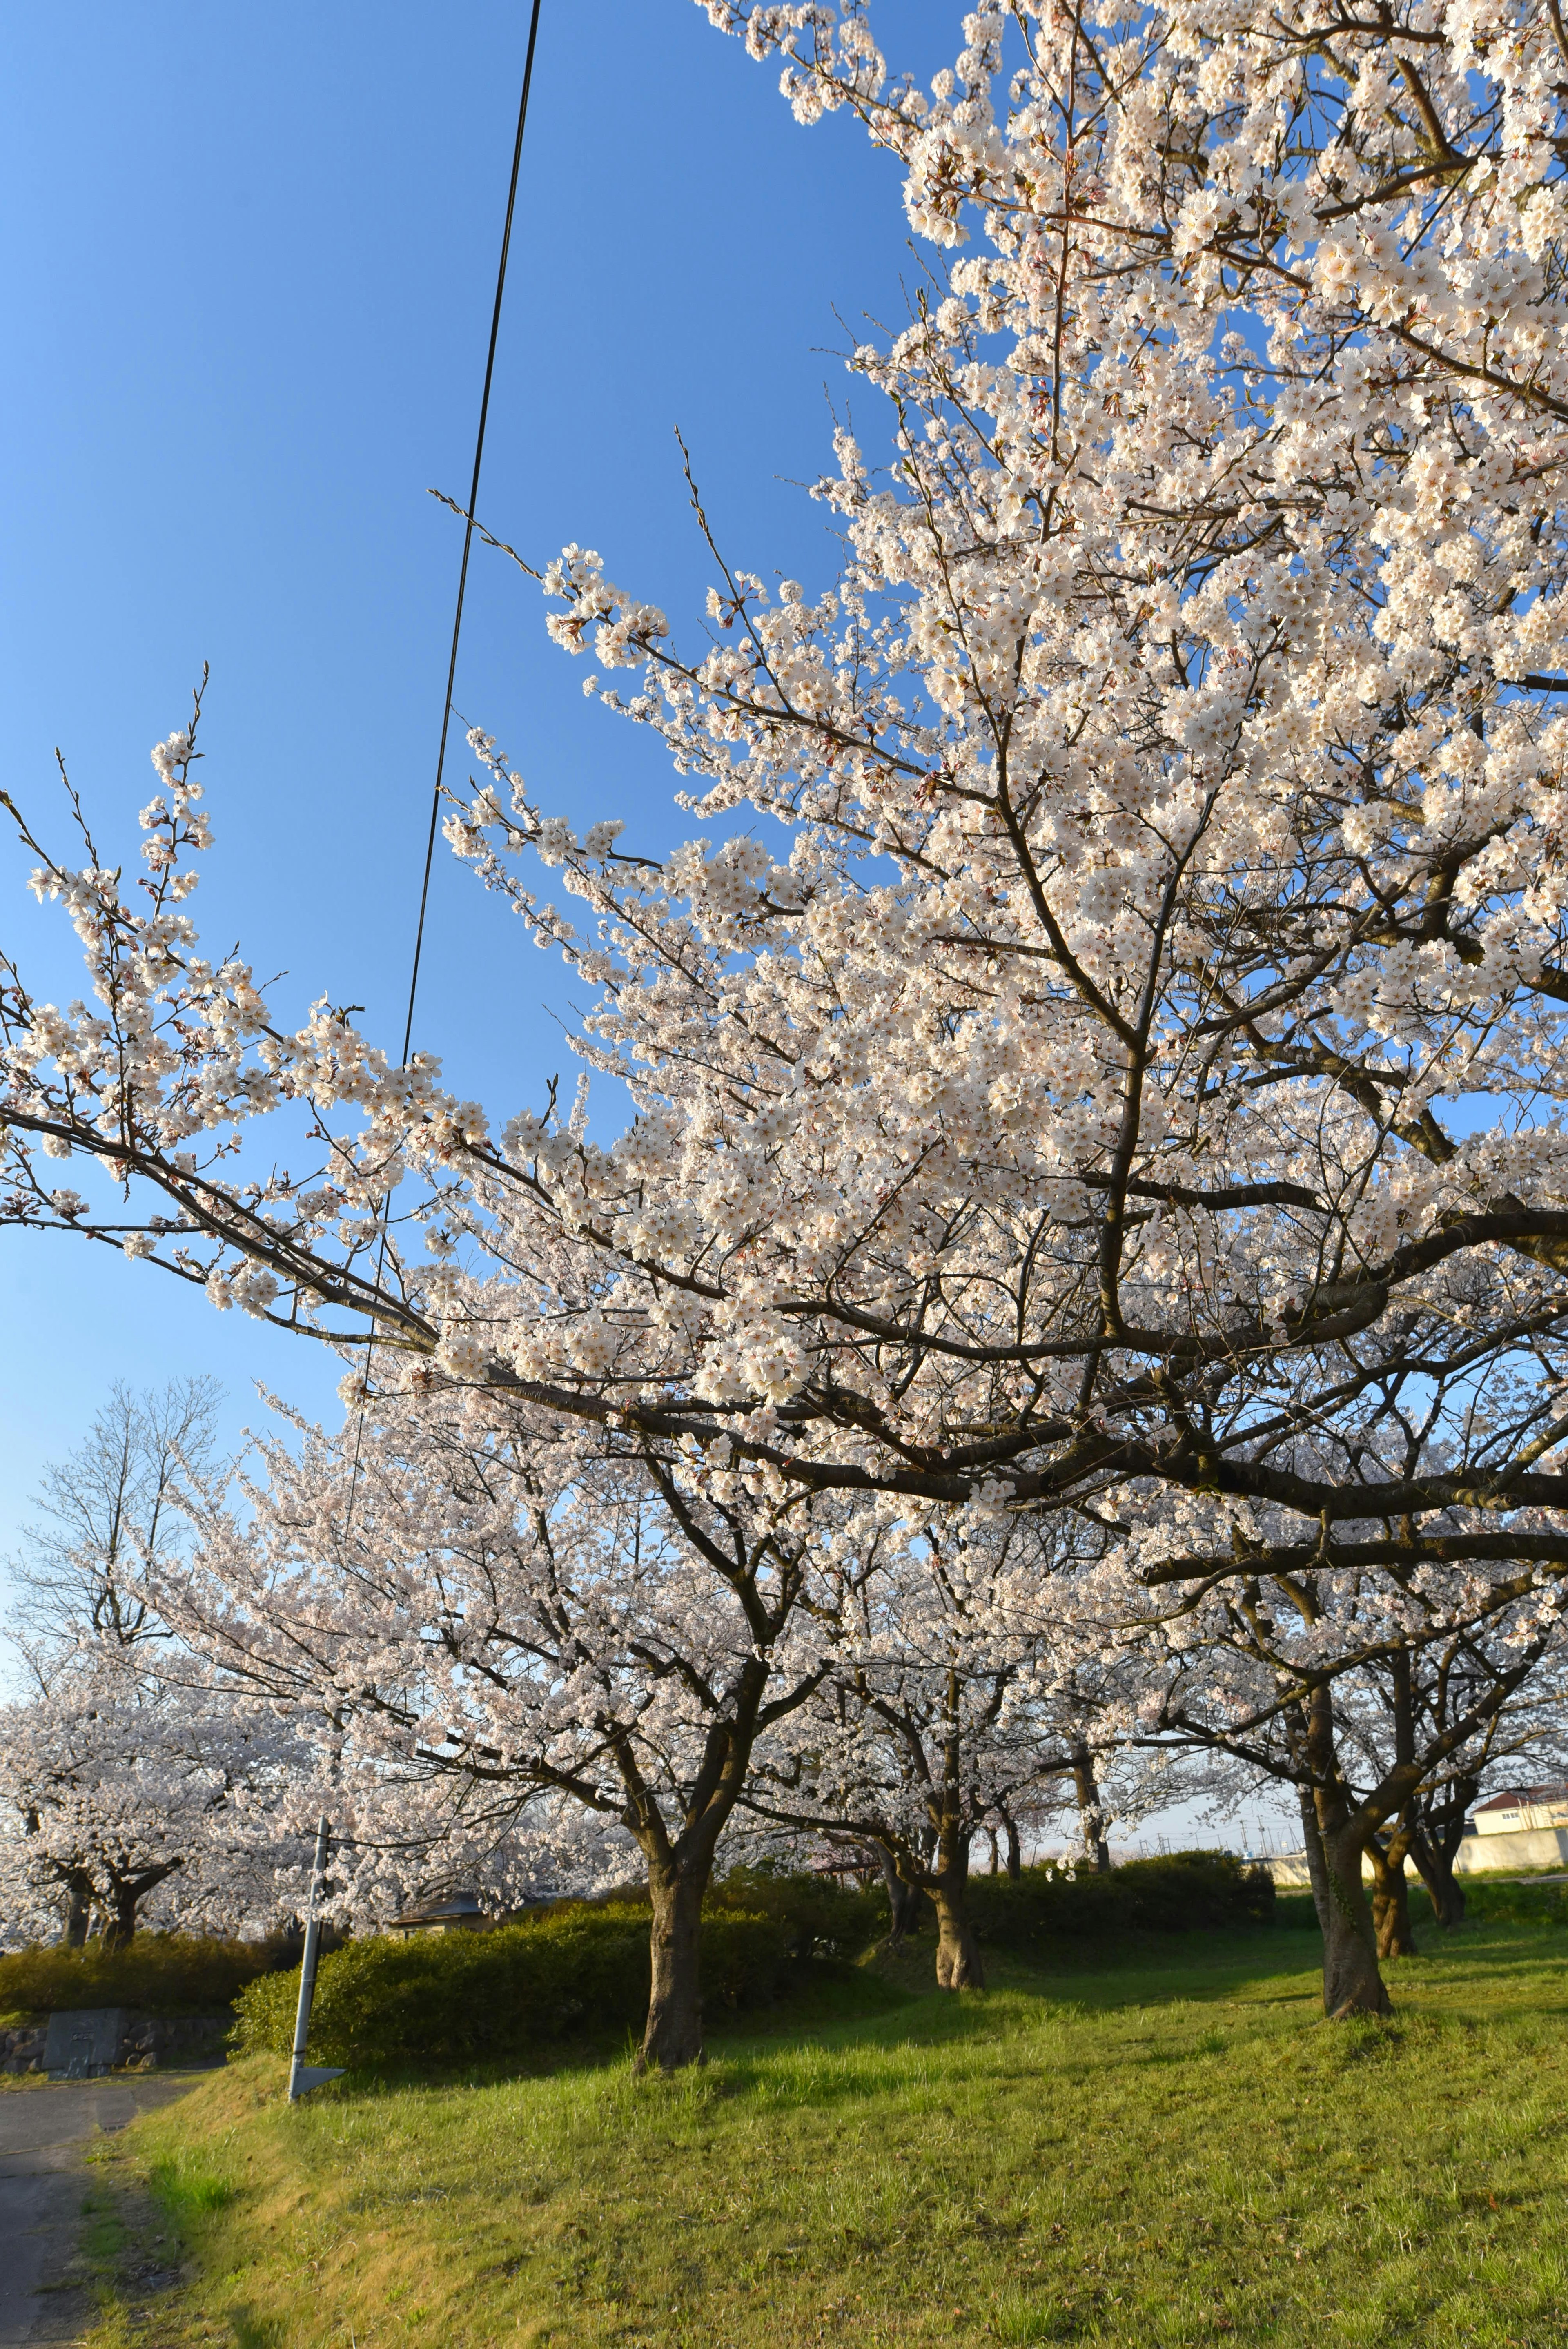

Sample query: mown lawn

[78,1913,1568,2348]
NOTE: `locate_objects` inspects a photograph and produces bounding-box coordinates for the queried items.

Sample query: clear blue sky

[0,1,966,1547]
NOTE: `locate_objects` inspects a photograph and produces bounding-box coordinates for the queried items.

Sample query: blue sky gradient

[0,1,965,1547]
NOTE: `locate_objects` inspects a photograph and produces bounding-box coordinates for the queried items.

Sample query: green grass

[78,1914,1568,2348]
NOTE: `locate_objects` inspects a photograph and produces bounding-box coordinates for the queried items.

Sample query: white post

[287,1814,343,2102]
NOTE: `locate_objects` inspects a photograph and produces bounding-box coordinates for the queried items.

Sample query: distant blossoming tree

[0,1380,315,1945]
[169,1395,847,2068]
[743,1506,1092,1990]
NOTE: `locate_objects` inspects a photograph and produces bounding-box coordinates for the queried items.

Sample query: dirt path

[0,2077,198,2347]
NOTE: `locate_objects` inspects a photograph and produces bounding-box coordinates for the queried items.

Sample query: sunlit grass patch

[76,1917,1568,2348]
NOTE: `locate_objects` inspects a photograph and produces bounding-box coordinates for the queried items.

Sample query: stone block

[44,2007,130,2078]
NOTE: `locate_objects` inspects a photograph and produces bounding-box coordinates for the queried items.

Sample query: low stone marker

[44,2008,130,2079]
[36,2009,232,2078]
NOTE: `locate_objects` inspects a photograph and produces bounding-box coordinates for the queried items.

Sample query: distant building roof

[388,1890,485,1931]
[1472,1785,1568,1813]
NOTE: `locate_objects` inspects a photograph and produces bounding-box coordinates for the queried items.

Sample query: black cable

[403,0,545,1063]
[342,0,545,1533]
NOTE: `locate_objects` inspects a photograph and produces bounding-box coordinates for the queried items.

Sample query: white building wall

[1264,1825,1568,1885]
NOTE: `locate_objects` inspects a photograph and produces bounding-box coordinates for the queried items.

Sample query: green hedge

[0,1933,291,2019]
[1265,1874,1568,1937]
[1461,1876,1568,1927]
[232,1903,798,2072]
[699,1868,886,1959]
[517,1869,885,1959]
[965,1851,1275,1948]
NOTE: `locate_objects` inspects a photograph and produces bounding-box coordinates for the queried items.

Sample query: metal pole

[287,1814,343,2102]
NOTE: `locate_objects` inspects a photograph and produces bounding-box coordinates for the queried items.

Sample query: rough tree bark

[100,1859,181,1953]
[60,1866,95,1949]
[930,1847,984,1990]
[1366,1829,1419,1959]
[1301,1687,1392,2018]
[1071,1739,1112,1874]
[1316,1807,1392,2018]
[641,1854,709,2072]
[1296,1784,1331,1936]
[1298,1688,1390,2016]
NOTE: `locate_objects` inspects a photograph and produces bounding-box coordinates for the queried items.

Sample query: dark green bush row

[232,1903,801,2071]
[965,1851,1275,1948]
[678,1868,886,1959]
[0,1933,290,2019]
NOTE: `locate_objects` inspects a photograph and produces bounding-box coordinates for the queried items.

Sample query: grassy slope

[78,1917,1568,2349]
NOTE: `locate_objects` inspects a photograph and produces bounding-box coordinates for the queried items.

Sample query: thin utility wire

[342,0,545,1535]
[403,0,545,1064]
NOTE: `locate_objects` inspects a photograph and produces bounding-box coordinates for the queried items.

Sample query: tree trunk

[931,1868,984,1991]
[878,1849,924,1944]
[1002,1811,1022,1880]
[1408,1774,1476,1930]
[1071,1741,1112,1873]
[1367,1837,1419,1959]
[101,1883,142,1954]
[1318,1818,1392,2019]
[98,1859,180,1954]
[638,1859,707,2072]
[1408,1824,1467,1928]
[61,1868,94,1949]
[1303,1686,1391,2019]
[1297,1785,1330,1936]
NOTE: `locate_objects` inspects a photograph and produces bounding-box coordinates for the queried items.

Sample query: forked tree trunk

[1368,1837,1419,1959]
[101,1885,142,1954]
[99,1860,180,1954]
[1409,1825,1467,1928]
[639,1859,708,2072]
[1318,1819,1392,2019]
[101,1910,131,1954]
[931,1868,984,1991]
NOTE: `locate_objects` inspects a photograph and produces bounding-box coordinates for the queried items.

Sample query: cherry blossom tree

[163,1393,847,2068]
[3,2,1568,2027]
[0,1660,312,1947]
[1093,1484,1568,2011]
[0,1378,238,1946]
[741,1505,1080,1987]
[1341,1627,1568,1942]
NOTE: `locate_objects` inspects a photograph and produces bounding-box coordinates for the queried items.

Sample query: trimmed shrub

[705,1868,886,1960]
[232,1902,797,2072]
[966,1850,1275,1950]
[517,1869,885,1961]
[0,1933,288,2019]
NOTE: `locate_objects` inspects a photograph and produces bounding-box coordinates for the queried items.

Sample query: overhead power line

[343,1,545,1530]
[402,0,546,1064]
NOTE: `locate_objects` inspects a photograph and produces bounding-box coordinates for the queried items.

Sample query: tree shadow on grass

[227,2313,285,2349]
[305,1917,1568,2113]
